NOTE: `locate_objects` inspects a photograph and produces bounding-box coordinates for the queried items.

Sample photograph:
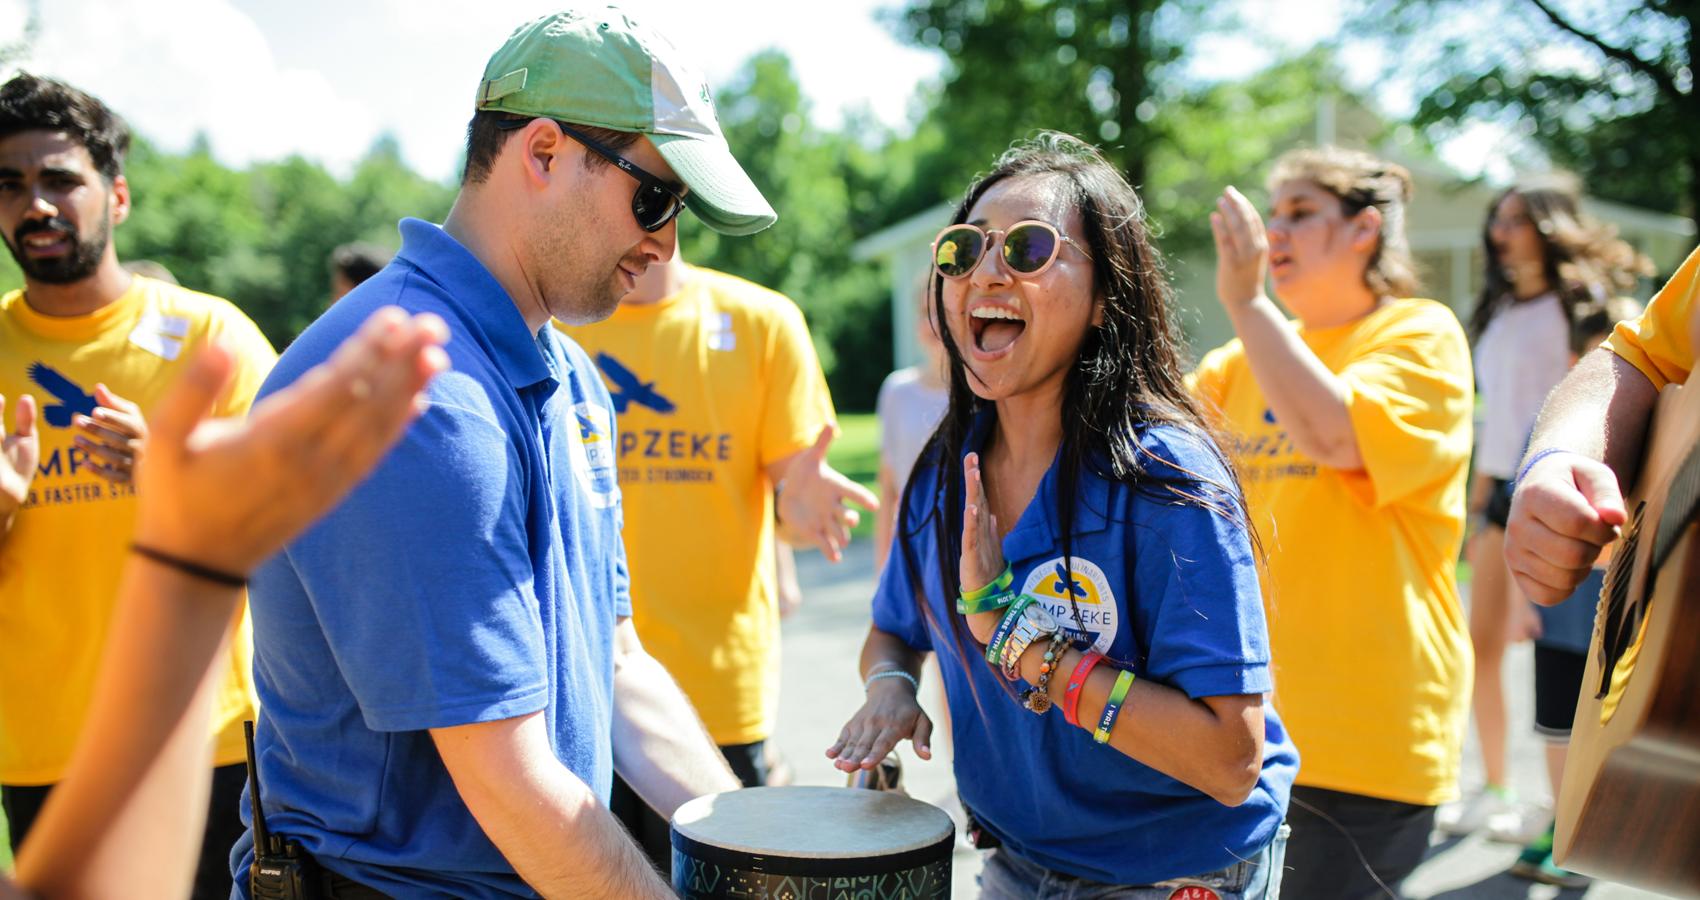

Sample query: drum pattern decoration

[671,787,955,900]
[672,852,950,900]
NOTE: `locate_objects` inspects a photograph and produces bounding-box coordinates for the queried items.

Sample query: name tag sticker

[128,311,191,360]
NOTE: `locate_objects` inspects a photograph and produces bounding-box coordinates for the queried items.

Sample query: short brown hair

[460,110,641,185]
[1268,147,1420,299]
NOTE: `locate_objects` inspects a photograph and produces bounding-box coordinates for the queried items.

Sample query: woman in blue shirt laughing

[827,134,1297,899]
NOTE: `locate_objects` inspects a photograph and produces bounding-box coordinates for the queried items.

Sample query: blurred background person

[120,259,177,285]
[1193,148,1473,900]
[0,73,276,900]
[328,241,393,305]
[558,250,874,875]
[2,307,447,900]
[1445,174,1653,841]
[873,275,948,574]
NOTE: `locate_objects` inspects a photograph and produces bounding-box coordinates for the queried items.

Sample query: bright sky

[1,0,1517,182]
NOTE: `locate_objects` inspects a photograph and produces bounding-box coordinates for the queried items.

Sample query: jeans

[979,825,1288,900]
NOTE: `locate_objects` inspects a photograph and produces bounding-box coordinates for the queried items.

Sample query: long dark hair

[1469,173,1653,342]
[896,133,1253,687]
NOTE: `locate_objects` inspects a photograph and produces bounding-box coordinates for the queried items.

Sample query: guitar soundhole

[1597,501,1646,699]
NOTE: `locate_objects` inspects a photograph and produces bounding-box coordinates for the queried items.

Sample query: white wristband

[865,669,919,694]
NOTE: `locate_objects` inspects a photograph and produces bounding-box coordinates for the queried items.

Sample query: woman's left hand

[961,452,1006,645]
[1210,186,1269,309]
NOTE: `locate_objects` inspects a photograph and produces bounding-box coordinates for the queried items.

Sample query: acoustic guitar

[1554,378,1700,894]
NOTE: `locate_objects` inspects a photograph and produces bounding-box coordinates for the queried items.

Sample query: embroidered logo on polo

[568,401,620,509]
[1022,556,1118,654]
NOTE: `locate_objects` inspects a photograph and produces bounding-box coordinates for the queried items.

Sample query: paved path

[773,543,1666,900]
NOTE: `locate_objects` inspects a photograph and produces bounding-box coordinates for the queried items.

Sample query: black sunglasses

[496,118,688,232]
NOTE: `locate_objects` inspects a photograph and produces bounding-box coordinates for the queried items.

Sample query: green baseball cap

[476,7,776,236]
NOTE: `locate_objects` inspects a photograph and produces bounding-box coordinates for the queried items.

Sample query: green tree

[891,0,1209,204]
[682,51,895,409]
[1371,0,1700,224]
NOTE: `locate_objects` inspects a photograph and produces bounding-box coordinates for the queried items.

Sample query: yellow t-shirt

[0,277,276,784]
[556,268,834,745]
[1191,298,1474,806]
[1605,244,1699,389]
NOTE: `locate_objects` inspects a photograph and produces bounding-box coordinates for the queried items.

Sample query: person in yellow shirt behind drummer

[556,251,876,875]
[1191,147,1474,899]
[0,73,276,900]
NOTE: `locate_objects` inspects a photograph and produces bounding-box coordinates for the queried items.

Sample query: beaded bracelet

[1019,631,1070,714]
[984,595,1035,664]
[864,669,919,694]
[1094,669,1136,744]
[1063,651,1105,727]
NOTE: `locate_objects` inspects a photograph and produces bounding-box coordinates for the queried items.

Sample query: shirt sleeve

[1606,246,1700,390]
[1133,433,1272,699]
[760,299,836,468]
[1187,340,1240,425]
[1335,304,1474,510]
[209,306,279,417]
[284,372,550,733]
[869,479,937,653]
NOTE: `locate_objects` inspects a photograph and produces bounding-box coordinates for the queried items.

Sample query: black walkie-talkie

[245,721,321,900]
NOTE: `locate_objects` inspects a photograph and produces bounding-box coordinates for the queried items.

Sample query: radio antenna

[244,721,276,855]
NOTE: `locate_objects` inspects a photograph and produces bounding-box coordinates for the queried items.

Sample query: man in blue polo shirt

[233,11,777,899]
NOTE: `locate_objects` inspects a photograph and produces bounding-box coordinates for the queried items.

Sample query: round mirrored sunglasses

[931,221,1091,280]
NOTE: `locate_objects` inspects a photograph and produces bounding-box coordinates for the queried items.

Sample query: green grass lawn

[827,413,881,541]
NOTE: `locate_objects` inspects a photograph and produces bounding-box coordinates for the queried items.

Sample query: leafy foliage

[1368,0,1700,219]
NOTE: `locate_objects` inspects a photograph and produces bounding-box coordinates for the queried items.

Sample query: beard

[4,213,111,285]
[531,191,644,327]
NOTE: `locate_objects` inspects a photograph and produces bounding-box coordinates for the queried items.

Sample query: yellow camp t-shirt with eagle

[0,277,276,784]
[1191,298,1474,806]
[556,267,834,746]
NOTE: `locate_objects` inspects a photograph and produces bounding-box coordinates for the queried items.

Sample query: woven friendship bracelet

[130,543,247,588]
[1094,669,1136,744]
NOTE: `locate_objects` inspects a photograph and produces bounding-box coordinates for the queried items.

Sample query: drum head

[672,786,953,859]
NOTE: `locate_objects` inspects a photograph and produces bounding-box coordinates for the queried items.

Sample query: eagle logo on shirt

[595,353,674,415]
[27,363,97,428]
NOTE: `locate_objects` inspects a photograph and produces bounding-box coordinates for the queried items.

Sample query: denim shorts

[978,825,1289,900]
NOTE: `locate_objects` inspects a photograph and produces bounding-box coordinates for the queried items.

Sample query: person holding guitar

[1505,247,1700,604]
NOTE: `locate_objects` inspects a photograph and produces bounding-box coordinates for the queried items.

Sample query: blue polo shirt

[232,218,631,900]
[873,411,1297,885]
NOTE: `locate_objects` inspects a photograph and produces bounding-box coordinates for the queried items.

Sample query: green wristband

[985,595,1035,664]
[957,589,1016,615]
[1093,669,1136,744]
[960,564,1014,604]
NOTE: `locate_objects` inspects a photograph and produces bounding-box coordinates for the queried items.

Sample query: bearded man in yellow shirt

[557,251,876,874]
[1505,247,1700,605]
[0,74,275,900]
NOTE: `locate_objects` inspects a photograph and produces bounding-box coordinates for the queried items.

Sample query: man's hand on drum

[961,451,1008,644]
[771,425,879,563]
[1504,451,1626,606]
[72,385,146,485]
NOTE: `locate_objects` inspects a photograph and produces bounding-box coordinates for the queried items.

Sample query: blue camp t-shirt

[872,411,1297,885]
[231,219,631,900]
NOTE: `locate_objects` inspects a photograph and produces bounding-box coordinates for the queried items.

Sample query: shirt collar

[395,217,552,390]
[961,406,1110,566]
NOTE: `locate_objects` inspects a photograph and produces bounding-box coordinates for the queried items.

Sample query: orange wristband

[1063,651,1104,727]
